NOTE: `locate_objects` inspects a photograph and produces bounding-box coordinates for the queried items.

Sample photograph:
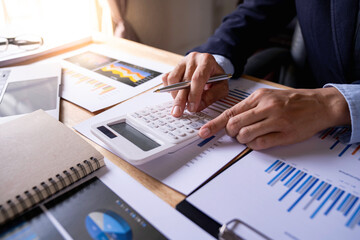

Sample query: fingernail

[171,106,181,116]
[199,127,211,138]
[188,103,196,112]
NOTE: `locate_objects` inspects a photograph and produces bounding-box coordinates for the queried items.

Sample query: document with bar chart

[60,45,172,112]
[74,77,278,195]
[187,129,360,239]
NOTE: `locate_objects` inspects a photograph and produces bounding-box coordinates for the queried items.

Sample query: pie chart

[85,210,132,240]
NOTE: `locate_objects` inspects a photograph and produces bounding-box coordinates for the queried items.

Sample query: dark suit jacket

[192,0,359,86]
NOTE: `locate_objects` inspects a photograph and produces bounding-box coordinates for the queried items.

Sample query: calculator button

[196,119,207,125]
[148,115,158,121]
[147,123,158,128]
[180,118,191,124]
[189,122,202,130]
[157,106,165,111]
[174,122,184,128]
[166,132,179,140]
[130,113,141,118]
[155,112,163,117]
[155,120,166,126]
[165,125,176,131]
[159,126,168,133]
[188,115,199,121]
[141,117,150,123]
[174,129,186,137]
[184,127,195,133]
[185,121,193,126]
[165,116,175,123]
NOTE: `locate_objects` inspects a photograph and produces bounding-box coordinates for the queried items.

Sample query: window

[0,0,113,42]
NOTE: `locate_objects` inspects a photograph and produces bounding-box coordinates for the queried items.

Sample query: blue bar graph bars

[265,160,360,229]
[318,127,360,158]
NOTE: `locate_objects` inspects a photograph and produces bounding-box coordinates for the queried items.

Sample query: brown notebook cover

[0,110,105,224]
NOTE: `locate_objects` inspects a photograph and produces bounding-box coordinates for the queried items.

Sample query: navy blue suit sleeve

[191,0,296,78]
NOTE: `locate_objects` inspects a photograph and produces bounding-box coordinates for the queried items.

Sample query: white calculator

[91,101,213,165]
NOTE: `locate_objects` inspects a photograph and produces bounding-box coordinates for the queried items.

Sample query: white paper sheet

[187,128,360,240]
[58,44,173,112]
[74,78,278,195]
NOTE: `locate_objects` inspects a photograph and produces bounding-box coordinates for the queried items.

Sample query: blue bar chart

[265,160,360,229]
[318,127,360,158]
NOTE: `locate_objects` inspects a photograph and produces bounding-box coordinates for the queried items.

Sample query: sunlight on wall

[0,0,113,41]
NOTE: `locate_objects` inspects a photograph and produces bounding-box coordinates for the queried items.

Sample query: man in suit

[162,0,359,150]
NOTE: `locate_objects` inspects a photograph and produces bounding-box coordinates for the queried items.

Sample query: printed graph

[318,127,360,158]
[63,68,116,95]
[96,61,161,87]
[208,88,250,114]
[85,210,132,240]
[65,51,161,88]
[265,159,360,229]
[100,62,151,82]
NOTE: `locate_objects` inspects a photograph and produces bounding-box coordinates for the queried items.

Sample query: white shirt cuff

[324,83,360,144]
[212,54,235,75]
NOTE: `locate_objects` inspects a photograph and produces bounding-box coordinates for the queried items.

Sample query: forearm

[316,87,350,125]
[191,0,296,78]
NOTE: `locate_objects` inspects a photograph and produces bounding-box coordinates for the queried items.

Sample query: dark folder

[176,199,270,240]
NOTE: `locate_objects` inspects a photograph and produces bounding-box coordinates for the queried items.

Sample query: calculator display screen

[108,122,160,151]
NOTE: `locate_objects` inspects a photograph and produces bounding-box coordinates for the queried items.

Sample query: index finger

[187,60,212,112]
[198,101,253,138]
[167,61,186,99]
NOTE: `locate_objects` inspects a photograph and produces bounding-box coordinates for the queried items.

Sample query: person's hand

[198,87,351,150]
[162,52,228,117]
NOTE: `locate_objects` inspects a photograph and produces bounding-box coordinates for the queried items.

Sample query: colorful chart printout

[65,51,161,87]
[96,61,161,87]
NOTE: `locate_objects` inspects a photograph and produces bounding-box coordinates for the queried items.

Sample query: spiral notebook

[0,110,105,224]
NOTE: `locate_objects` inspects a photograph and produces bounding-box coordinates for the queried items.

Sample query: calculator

[91,101,214,165]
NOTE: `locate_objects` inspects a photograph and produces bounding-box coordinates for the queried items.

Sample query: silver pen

[154,74,232,93]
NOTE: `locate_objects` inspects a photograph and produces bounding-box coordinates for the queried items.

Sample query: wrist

[316,87,351,126]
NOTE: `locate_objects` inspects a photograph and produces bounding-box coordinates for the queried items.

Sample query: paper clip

[218,219,270,240]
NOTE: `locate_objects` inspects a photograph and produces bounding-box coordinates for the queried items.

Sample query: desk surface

[54,35,287,208]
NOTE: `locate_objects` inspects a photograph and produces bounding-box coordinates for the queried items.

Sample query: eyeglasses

[0,35,43,52]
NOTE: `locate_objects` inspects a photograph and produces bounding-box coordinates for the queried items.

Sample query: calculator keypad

[128,101,213,144]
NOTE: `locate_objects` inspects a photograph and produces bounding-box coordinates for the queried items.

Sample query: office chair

[243,22,317,88]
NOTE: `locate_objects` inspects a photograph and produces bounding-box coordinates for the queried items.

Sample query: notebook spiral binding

[0,157,101,225]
